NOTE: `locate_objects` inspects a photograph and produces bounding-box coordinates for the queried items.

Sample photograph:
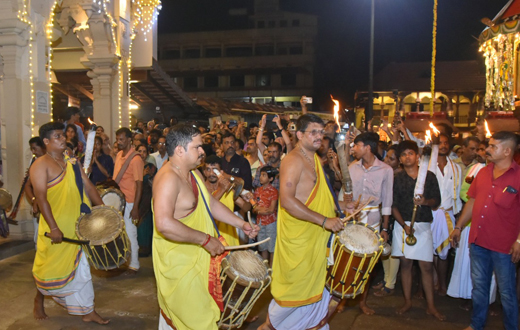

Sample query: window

[205,48,222,58]
[204,76,219,88]
[257,21,265,28]
[289,46,303,55]
[268,20,276,28]
[292,19,300,27]
[183,77,198,89]
[255,45,274,56]
[184,49,200,59]
[230,75,245,87]
[161,49,180,59]
[226,46,253,57]
[256,75,271,87]
[281,74,296,86]
[280,20,288,27]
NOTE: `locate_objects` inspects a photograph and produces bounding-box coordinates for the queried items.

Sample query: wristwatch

[381,228,389,233]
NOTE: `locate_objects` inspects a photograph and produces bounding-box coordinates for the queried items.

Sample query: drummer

[258,114,344,330]
[30,122,108,324]
[152,124,258,330]
[391,140,445,320]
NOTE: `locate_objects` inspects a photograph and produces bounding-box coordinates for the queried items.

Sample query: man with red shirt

[451,131,520,330]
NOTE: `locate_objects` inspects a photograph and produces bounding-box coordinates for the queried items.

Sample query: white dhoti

[431,208,454,260]
[268,288,331,330]
[392,221,433,262]
[447,226,497,303]
[37,252,95,315]
[158,313,174,330]
[124,201,140,270]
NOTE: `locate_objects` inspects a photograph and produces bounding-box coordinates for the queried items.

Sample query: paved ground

[1,250,507,330]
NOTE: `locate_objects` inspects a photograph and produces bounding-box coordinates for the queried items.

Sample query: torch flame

[429,122,440,135]
[484,120,492,138]
[331,95,341,133]
[87,117,95,125]
[425,130,432,144]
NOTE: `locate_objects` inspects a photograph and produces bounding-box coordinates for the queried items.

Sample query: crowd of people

[25,104,520,330]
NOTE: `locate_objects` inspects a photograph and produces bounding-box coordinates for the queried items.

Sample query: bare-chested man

[152,124,259,330]
[31,122,108,324]
[258,114,344,330]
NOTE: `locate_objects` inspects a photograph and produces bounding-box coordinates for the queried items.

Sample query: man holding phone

[451,131,520,330]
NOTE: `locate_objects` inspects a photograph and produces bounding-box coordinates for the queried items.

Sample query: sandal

[373,286,394,297]
[372,280,386,290]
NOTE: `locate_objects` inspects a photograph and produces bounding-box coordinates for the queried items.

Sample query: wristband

[321,217,327,229]
[50,227,59,231]
[382,228,389,233]
[201,234,211,247]
[454,226,462,231]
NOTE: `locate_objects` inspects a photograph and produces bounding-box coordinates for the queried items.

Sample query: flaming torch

[83,118,97,174]
[424,129,432,145]
[484,120,492,139]
[331,95,354,202]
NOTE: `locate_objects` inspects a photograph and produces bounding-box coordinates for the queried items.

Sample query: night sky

[158,0,506,109]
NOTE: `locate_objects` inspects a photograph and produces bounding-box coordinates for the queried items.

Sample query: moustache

[486,152,491,156]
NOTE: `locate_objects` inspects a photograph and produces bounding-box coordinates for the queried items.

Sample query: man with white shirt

[151,136,168,170]
[430,133,462,296]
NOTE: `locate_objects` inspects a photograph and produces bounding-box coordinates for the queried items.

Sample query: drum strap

[322,164,344,249]
[72,161,91,214]
[194,174,221,237]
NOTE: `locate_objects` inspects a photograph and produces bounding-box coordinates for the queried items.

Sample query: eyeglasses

[158,142,166,145]
[303,130,325,136]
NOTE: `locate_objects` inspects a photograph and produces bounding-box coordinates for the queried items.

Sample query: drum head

[76,205,124,245]
[226,250,269,283]
[99,188,125,213]
[0,188,13,211]
[339,223,380,255]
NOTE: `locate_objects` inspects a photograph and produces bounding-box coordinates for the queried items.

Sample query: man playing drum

[152,124,258,330]
[258,114,344,330]
[30,122,109,324]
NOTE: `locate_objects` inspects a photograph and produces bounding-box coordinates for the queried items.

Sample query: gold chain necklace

[47,152,65,171]
[299,145,317,180]
[171,162,193,189]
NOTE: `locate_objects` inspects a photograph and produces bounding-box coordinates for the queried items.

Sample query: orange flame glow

[484,120,492,138]
[425,130,432,144]
[331,95,340,133]
[429,122,440,135]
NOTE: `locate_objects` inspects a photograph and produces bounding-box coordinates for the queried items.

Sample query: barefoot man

[31,122,109,324]
[258,114,345,330]
[391,141,445,320]
[152,124,258,330]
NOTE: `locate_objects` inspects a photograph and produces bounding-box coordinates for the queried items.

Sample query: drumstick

[342,197,374,223]
[44,232,90,245]
[225,238,270,251]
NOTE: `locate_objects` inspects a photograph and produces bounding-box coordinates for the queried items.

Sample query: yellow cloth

[152,171,220,330]
[271,154,336,307]
[33,161,88,290]
[217,191,240,246]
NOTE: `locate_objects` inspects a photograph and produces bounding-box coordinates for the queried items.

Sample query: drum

[76,205,130,271]
[219,250,272,329]
[326,221,383,299]
[98,188,125,214]
[0,188,13,211]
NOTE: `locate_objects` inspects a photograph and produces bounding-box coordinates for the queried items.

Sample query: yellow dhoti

[217,191,240,246]
[271,154,336,307]
[153,172,220,330]
[33,161,89,290]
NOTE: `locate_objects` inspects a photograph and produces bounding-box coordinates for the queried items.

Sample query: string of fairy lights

[429,0,437,115]
[19,0,160,132]
[479,33,518,110]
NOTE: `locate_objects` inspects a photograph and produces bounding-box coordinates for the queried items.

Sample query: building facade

[157,0,317,107]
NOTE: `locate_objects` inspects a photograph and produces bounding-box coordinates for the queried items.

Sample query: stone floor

[0,250,507,330]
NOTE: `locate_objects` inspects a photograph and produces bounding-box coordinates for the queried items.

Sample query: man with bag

[113,127,144,275]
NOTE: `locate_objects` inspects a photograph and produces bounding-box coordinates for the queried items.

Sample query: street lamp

[366,0,375,131]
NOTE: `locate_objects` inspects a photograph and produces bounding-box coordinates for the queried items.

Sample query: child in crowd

[253,166,279,266]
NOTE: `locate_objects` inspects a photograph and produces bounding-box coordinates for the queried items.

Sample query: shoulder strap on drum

[320,161,344,248]
[114,150,140,184]
[194,173,221,237]
[72,161,91,214]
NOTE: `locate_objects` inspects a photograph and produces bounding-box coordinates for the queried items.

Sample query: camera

[288,123,296,131]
